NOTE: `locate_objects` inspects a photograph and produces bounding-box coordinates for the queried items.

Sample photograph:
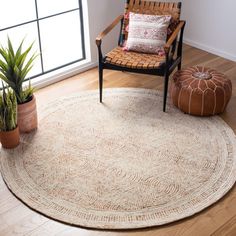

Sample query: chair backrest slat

[121,0,182,44]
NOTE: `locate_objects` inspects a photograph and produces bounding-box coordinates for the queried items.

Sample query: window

[0,0,86,80]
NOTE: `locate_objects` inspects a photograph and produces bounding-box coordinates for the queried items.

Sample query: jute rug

[0,88,236,229]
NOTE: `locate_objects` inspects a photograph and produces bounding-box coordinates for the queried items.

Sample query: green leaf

[0,73,16,88]
[16,42,34,69]
[7,36,15,57]
[0,47,9,63]
[0,59,8,71]
[15,39,24,62]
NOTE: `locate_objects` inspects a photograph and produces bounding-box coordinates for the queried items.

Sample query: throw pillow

[125,12,171,54]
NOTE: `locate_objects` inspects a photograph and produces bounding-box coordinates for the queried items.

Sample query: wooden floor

[0,44,236,236]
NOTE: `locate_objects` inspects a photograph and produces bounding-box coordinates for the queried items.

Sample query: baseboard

[184,38,236,62]
[33,61,98,90]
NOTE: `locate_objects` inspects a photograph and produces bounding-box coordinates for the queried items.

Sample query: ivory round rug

[1,88,236,229]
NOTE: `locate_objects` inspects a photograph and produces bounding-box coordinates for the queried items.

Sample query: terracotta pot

[0,126,20,149]
[17,95,38,133]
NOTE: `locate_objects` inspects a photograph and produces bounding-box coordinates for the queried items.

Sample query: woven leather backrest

[121,0,182,43]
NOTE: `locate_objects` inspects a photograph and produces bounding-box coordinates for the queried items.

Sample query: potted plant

[0,84,19,149]
[0,37,38,133]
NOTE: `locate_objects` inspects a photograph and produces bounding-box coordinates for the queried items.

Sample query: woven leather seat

[105,47,166,69]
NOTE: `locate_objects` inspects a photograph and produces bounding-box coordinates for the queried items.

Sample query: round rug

[1,88,236,229]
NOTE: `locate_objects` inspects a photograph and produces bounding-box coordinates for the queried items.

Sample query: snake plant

[0,37,37,104]
[0,83,17,132]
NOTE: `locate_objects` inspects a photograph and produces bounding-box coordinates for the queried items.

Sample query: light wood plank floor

[1,44,236,236]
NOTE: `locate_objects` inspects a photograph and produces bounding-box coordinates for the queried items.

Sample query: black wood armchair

[96,1,186,112]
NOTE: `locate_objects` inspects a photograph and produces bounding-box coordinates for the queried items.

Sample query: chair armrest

[96,15,124,46]
[164,21,185,52]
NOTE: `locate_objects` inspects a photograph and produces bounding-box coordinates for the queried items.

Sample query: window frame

[0,0,86,82]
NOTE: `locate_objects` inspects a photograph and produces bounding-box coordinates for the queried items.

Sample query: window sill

[31,59,97,90]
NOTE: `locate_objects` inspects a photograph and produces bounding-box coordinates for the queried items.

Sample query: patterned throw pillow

[125,13,171,54]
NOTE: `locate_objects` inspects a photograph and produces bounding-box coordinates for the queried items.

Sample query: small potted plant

[0,37,38,133]
[0,84,19,149]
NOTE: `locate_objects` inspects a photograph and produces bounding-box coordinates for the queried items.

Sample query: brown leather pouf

[171,66,232,116]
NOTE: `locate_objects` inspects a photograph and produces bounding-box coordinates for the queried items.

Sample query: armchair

[96,1,186,112]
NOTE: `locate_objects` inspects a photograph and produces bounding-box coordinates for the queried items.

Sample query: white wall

[87,0,124,64]
[182,0,236,61]
[87,0,236,63]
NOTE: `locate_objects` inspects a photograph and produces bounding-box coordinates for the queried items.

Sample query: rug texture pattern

[0,88,236,229]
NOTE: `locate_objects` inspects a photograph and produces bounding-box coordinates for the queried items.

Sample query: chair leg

[163,73,169,112]
[99,67,103,103]
[178,61,182,71]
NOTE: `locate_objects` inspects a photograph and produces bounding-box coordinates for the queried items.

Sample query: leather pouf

[171,66,232,116]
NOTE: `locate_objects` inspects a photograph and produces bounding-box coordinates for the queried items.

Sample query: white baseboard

[33,61,98,90]
[184,38,236,62]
